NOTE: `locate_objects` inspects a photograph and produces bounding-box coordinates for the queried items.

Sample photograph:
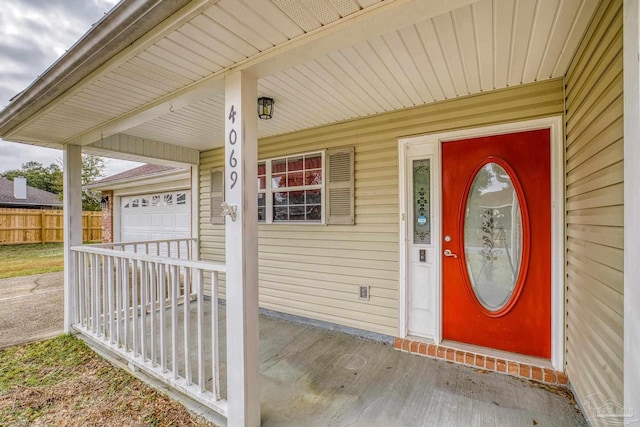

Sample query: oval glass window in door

[463,162,524,312]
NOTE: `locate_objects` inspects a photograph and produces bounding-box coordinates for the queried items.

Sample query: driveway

[0,271,64,349]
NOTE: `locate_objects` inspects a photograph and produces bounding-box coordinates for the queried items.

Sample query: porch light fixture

[100,195,109,210]
[257,97,274,120]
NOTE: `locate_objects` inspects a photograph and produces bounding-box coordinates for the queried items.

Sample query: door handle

[443,249,458,258]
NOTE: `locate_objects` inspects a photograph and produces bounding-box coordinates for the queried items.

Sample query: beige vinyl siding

[90,134,200,165]
[200,79,564,336]
[564,0,623,414]
[200,149,226,267]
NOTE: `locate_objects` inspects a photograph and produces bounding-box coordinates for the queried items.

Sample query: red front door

[442,129,551,358]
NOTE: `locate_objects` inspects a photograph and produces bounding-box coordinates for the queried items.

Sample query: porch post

[623,0,640,418]
[63,144,83,333]
[224,70,260,427]
[191,164,200,260]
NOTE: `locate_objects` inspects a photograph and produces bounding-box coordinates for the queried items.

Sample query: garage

[120,190,190,242]
[86,163,192,247]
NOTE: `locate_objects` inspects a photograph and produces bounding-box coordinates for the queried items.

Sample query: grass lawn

[0,335,217,426]
[0,243,64,279]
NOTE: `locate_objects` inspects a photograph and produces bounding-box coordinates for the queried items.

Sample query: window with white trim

[258,151,324,223]
[258,162,267,221]
[210,148,354,225]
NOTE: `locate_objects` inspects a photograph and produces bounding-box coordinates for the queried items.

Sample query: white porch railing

[70,239,227,415]
[90,237,197,259]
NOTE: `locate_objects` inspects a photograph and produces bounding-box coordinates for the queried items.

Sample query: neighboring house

[0,1,636,426]
[0,177,62,209]
[86,164,191,243]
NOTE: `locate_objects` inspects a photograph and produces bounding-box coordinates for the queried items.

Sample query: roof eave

[85,168,189,190]
[0,0,191,139]
[0,202,62,207]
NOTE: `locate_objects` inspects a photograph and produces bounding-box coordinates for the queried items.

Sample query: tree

[1,161,63,195]
[80,155,105,211]
[1,155,106,211]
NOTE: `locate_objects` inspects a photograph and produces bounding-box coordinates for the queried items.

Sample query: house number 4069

[227,105,238,189]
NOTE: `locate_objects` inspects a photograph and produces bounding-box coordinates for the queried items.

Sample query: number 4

[228,105,236,124]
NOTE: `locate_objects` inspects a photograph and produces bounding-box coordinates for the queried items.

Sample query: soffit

[10,0,598,152]
[9,0,386,146]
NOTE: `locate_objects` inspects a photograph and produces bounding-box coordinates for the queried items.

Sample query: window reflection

[464,162,523,311]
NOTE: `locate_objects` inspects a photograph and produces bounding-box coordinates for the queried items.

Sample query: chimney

[14,177,27,200]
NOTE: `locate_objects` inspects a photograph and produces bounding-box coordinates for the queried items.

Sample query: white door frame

[624,0,640,413]
[398,116,565,370]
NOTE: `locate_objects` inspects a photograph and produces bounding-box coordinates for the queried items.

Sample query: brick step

[394,338,568,387]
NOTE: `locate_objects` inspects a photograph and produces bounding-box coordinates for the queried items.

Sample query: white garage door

[120,191,191,243]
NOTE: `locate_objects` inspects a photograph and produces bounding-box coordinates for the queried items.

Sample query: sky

[0,0,141,177]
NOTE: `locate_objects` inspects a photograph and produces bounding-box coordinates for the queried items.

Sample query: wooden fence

[0,208,102,245]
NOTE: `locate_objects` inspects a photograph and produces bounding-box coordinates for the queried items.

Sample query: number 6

[229,150,237,167]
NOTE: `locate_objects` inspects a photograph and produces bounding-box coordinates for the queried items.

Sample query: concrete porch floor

[80,299,587,426]
[4,267,586,425]
[256,314,586,427]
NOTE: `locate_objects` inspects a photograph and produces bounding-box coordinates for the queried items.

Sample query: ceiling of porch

[5,0,599,155]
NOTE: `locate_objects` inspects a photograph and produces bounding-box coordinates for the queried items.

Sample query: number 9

[230,171,238,189]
